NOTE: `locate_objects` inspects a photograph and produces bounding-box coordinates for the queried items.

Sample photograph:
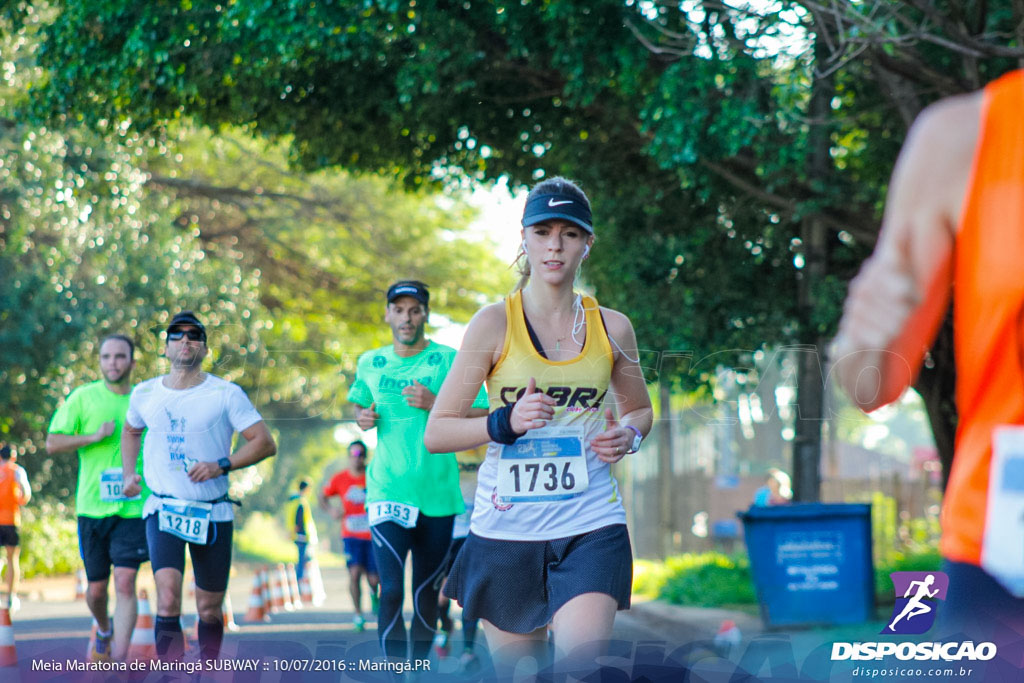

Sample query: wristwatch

[625,426,644,454]
[217,457,232,476]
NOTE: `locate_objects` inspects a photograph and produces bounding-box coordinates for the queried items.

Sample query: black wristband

[487,405,524,445]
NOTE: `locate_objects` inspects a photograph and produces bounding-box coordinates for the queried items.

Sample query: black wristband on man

[486,405,525,445]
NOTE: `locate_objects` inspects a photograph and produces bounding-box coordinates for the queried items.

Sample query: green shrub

[635,552,757,607]
[18,501,80,578]
[874,547,942,605]
[632,559,668,599]
[637,545,941,610]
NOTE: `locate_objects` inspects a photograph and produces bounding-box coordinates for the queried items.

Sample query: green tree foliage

[143,126,508,420]
[19,0,1024,476]
[1,11,507,501]
[18,0,813,378]
[1,20,263,497]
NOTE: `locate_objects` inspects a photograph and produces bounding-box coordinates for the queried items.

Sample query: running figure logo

[882,571,949,635]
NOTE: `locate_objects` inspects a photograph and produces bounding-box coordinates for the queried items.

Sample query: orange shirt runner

[0,460,30,527]
[945,69,1024,567]
[322,470,371,541]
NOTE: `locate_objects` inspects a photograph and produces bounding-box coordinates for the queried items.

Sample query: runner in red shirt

[320,440,379,631]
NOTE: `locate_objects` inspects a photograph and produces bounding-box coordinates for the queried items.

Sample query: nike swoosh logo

[548,199,573,206]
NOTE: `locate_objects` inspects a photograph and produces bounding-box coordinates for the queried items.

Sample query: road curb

[627,600,762,644]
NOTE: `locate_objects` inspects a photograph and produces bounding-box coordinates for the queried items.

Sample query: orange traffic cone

[307,557,327,606]
[222,593,239,632]
[0,607,15,667]
[244,571,266,622]
[277,564,295,612]
[298,572,313,606]
[75,569,87,601]
[269,565,285,614]
[286,564,302,610]
[260,566,272,614]
[128,589,157,662]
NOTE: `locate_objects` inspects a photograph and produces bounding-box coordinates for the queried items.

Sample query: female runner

[425,176,653,675]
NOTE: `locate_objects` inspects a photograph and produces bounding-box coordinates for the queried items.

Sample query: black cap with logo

[166,310,207,342]
[386,281,429,306]
[521,193,594,234]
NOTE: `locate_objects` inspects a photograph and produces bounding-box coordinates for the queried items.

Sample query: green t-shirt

[48,381,150,518]
[347,341,487,516]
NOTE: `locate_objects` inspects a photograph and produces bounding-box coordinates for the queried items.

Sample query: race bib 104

[99,468,141,503]
[158,499,212,545]
[496,427,589,503]
[367,501,419,529]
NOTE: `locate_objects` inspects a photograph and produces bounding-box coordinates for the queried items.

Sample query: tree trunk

[657,381,675,555]
[792,24,834,502]
[913,312,958,489]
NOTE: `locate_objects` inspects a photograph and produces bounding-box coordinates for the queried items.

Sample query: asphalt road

[1,563,695,683]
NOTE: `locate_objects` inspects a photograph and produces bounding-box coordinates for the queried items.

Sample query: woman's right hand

[510,377,556,433]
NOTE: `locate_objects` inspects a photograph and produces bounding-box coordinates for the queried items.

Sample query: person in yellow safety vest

[0,444,30,614]
[284,479,318,582]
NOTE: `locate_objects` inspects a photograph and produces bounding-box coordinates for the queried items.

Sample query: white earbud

[582,244,591,259]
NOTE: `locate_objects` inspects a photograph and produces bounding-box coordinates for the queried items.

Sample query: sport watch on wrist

[625,425,644,454]
[217,457,232,476]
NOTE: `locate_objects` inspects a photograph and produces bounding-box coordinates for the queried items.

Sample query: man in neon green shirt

[349,280,487,662]
[46,334,150,662]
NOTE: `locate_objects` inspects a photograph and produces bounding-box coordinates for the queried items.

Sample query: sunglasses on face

[167,329,205,341]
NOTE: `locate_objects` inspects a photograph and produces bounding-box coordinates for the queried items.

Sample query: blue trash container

[739,502,874,627]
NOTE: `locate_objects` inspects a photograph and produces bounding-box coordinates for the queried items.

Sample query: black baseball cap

[386,281,429,306]
[521,193,593,234]
[166,310,207,341]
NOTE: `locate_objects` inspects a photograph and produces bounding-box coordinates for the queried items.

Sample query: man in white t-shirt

[121,311,276,662]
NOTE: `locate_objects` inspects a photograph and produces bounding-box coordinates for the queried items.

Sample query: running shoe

[432,630,450,658]
[370,591,379,614]
[438,613,454,634]
[353,614,366,632]
[458,651,481,675]
[7,595,19,615]
[90,629,113,662]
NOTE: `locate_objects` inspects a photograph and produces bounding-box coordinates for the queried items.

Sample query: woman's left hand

[590,408,634,463]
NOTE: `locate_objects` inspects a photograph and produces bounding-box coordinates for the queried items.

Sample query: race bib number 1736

[496,426,589,503]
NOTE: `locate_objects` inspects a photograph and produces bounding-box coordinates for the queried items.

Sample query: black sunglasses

[167,329,205,341]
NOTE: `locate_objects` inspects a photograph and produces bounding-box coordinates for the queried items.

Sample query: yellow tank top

[471,290,627,541]
[487,290,614,415]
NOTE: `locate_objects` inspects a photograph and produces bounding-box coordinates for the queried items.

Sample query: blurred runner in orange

[833,70,1024,636]
[0,444,30,614]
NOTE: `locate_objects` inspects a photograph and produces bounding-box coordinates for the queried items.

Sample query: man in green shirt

[349,280,487,662]
[46,334,150,662]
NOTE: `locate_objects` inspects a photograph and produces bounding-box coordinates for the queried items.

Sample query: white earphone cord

[571,294,640,364]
